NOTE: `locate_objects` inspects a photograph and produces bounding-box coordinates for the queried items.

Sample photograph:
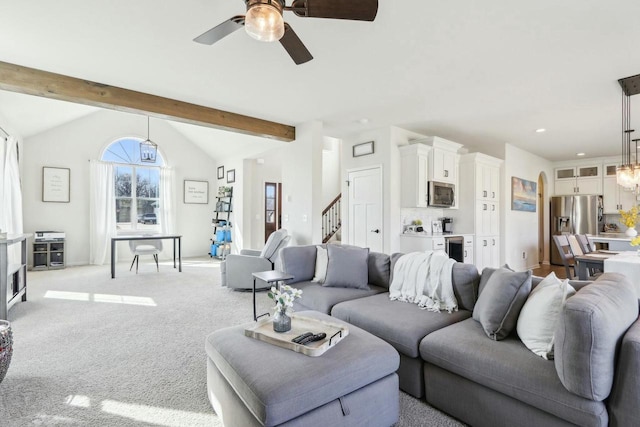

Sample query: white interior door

[348,167,383,253]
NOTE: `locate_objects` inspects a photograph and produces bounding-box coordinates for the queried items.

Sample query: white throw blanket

[389,251,457,313]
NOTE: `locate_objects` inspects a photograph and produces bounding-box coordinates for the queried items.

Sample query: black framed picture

[227,169,235,184]
[353,140,375,157]
[217,166,224,180]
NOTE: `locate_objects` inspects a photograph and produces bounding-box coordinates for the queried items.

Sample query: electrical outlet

[522,251,527,260]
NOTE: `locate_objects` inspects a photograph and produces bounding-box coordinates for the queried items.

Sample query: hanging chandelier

[140,116,157,163]
[616,75,640,188]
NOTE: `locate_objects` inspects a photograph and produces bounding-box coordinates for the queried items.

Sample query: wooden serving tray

[244,313,349,357]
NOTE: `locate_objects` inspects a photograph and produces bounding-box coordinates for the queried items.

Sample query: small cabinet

[399,235,446,253]
[33,240,65,270]
[399,144,431,208]
[602,164,638,213]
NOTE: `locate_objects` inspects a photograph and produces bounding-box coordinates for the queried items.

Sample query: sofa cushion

[292,281,386,314]
[473,267,532,340]
[451,263,480,312]
[420,318,607,427]
[332,292,471,358]
[478,264,512,296]
[312,245,328,283]
[323,245,370,289]
[368,251,391,289]
[516,272,576,360]
[554,273,639,401]
[280,245,318,284]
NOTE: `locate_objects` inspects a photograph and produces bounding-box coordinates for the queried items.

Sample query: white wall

[341,126,425,254]
[281,121,323,246]
[322,137,341,208]
[22,109,217,265]
[503,143,554,271]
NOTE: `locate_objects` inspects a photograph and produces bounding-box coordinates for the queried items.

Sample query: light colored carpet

[0,258,464,426]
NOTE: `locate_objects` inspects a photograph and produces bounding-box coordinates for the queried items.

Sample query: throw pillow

[516,272,576,359]
[472,267,532,340]
[323,245,370,290]
[311,246,328,284]
[478,264,513,296]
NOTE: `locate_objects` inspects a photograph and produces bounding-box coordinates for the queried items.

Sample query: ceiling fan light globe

[245,4,285,42]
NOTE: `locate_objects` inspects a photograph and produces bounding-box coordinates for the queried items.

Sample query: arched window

[101,137,165,231]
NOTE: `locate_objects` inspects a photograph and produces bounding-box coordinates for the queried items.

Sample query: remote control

[298,332,327,345]
[292,332,313,344]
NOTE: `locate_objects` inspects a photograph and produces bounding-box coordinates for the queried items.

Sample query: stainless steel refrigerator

[550,195,603,265]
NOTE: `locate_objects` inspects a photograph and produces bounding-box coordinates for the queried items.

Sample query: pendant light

[616,75,640,188]
[140,116,157,163]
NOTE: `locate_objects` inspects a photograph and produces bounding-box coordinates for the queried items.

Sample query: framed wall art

[217,166,224,180]
[227,169,236,184]
[352,141,375,157]
[511,176,537,212]
[184,180,209,204]
[42,166,70,203]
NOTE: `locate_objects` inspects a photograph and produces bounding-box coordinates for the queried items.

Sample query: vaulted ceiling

[1,0,640,161]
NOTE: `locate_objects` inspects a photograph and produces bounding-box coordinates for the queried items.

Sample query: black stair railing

[322,194,341,243]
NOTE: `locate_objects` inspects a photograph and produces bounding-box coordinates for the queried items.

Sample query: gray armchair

[222,229,290,290]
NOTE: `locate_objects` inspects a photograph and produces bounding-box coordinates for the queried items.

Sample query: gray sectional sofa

[278,244,640,427]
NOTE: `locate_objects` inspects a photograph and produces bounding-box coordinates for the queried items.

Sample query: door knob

[371,229,380,234]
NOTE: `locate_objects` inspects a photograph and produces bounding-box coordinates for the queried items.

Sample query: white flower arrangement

[267,285,303,314]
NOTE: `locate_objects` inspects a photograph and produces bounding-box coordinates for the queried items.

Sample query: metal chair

[552,235,575,279]
[129,239,163,273]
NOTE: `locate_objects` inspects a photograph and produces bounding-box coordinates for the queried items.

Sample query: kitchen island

[588,233,637,251]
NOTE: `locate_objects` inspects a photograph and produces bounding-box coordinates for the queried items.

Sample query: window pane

[137,199,160,230]
[102,137,164,166]
[266,211,275,224]
[137,168,160,198]
[266,185,276,198]
[116,199,132,226]
[115,167,132,197]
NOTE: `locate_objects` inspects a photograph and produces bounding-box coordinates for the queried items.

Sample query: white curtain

[0,136,23,235]
[89,160,116,265]
[159,166,175,235]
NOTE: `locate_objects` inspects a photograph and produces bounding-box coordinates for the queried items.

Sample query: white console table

[1,234,30,320]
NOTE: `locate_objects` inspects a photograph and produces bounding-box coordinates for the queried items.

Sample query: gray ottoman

[205,311,400,427]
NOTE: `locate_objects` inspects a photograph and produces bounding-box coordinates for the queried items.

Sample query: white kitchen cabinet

[554,163,602,195]
[410,136,461,185]
[399,235,446,253]
[476,162,500,201]
[463,235,474,264]
[399,144,431,208]
[475,236,500,272]
[430,148,457,184]
[602,164,638,213]
[448,153,503,272]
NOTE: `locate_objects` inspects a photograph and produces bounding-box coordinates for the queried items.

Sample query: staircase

[322,194,341,243]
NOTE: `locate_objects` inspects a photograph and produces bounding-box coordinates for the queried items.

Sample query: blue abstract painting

[511,177,537,212]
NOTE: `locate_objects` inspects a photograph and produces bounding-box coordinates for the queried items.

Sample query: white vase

[625,227,638,237]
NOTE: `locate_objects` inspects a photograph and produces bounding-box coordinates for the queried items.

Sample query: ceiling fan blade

[193,16,245,45]
[290,0,378,21]
[280,23,313,65]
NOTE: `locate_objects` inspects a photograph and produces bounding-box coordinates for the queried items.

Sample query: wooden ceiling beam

[0,61,295,142]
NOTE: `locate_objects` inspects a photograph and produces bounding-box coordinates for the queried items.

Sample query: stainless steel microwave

[428,181,455,208]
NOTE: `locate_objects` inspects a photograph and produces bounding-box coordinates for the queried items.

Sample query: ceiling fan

[193,0,379,65]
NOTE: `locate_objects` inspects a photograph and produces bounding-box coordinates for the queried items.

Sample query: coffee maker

[440,217,454,233]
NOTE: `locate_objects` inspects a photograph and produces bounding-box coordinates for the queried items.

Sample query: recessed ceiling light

[535,128,546,133]
[576,152,586,157]
[357,118,369,124]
